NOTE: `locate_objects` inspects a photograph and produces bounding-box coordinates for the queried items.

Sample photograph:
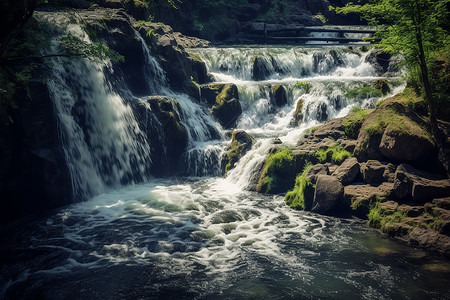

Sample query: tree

[332,0,450,173]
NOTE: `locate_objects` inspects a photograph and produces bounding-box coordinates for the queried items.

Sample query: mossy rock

[373,79,391,95]
[222,130,254,173]
[200,83,242,128]
[354,90,435,167]
[342,107,370,139]
[256,148,316,194]
[291,98,304,127]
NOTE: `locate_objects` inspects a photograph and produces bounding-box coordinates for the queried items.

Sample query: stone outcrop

[135,21,210,100]
[0,67,72,223]
[200,83,242,129]
[393,164,450,202]
[275,90,450,253]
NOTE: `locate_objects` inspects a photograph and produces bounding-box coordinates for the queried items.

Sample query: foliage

[315,144,351,164]
[58,35,124,63]
[331,0,450,157]
[344,86,382,99]
[285,164,313,210]
[313,13,328,24]
[342,107,370,138]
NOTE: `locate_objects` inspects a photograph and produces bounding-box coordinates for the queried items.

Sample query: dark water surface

[1,178,449,299]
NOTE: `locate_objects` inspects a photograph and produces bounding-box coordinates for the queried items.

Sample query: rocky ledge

[250,89,450,254]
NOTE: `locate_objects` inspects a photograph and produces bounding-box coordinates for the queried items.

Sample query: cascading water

[188,46,405,188]
[42,14,155,200]
[2,13,449,300]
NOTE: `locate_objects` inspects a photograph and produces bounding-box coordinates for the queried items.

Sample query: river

[1,14,449,299]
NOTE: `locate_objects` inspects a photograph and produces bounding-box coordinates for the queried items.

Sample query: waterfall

[39,11,228,200]
[38,9,404,200]
[190,46,405,189]
[43,18,154,200]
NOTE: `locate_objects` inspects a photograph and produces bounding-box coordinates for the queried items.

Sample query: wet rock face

[135,21,210,100]
[134,96,188,176]
[0,68,73,223]
[270,84,287,107]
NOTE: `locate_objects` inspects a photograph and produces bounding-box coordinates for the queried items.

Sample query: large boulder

[200,83,242,129]
[355,93,437,169]
[332,157,360,185]
[305,164,329,184]
[311,175,344,215]
[222,130,254,173]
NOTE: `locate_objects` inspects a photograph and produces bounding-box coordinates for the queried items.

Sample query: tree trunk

[416,34,449,176]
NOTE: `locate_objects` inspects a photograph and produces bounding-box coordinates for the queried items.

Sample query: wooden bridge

[242,23,378,44]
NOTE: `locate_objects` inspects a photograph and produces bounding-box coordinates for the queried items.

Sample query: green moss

[188,52,204,63]
[345,86,383,99]
[342,107,370,138]
[375,98,386,107]
[304,126,318,136]
[257,148,314,194]
[315,143,351,164]
[368,203,407,230]
[285,164,313,210]
[295,81,311,93]
[224,131,253,174]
